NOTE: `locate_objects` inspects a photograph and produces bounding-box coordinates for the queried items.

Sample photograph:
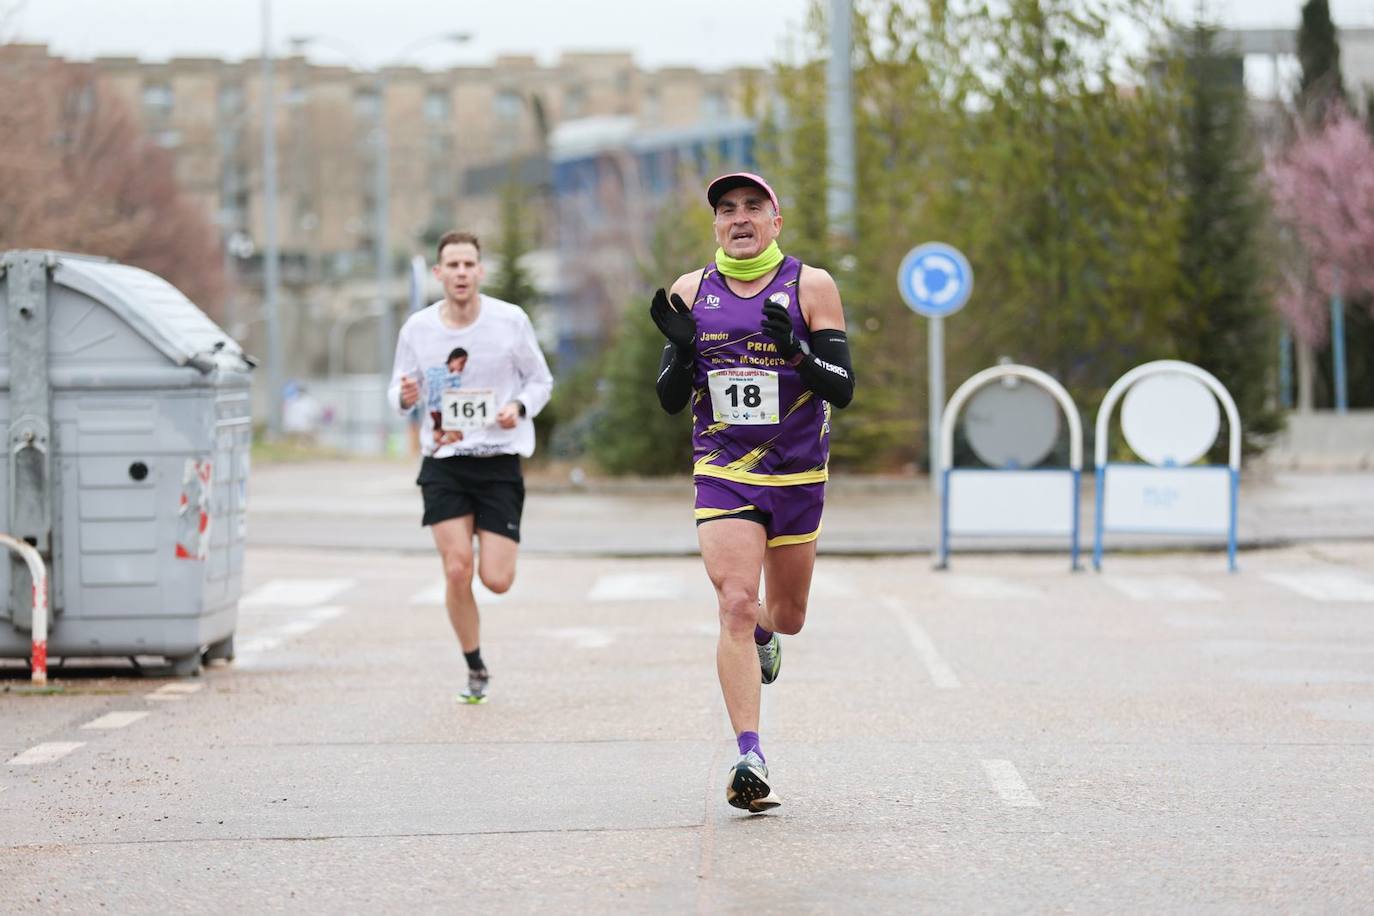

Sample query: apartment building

[10,45,764,378]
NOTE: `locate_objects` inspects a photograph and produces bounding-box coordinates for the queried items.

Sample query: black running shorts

[416,454,525,542]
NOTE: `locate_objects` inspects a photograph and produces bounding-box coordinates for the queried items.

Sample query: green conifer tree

[1172,22,1284,453]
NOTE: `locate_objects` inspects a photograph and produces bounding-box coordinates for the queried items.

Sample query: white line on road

[241,578,356,608]
[235,635,282,654]
[146,683,204,701]
[1101,575,1223,602]
[80,711,150,730]
[981,759,1041,807]
[880,597,961,689]
[409,579,508,606]
[8,742,85,766]
[587,573,684,602]
[1262,571,1374,602]
[236,606,346,656]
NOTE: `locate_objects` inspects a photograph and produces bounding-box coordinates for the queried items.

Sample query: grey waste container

[0,250,253,676]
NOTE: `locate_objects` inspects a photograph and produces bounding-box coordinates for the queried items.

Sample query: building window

[424,89,451,124]
[494,89,522,121]
[564,85,586,118]
[155,129,182,149]
[218,83,243,116]
[702,89,727,120]
[142,83,174,117]
[643,88,660,122]
[353,88,381,120]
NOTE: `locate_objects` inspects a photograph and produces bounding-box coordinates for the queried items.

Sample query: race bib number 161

[707,369,780,425]
[441,388,497,431]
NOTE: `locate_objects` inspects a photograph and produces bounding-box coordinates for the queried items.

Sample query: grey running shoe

[460,668,490,704]
[757,632,782,684]
[727,751,781,813]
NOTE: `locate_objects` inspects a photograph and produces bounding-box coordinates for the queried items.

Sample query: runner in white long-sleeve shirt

[387,230,554,703]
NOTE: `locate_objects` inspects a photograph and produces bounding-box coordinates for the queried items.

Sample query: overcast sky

[5,0,1372,72]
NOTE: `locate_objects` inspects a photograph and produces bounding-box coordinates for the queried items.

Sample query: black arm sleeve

[797,329,855,408]
[655,343,693,414]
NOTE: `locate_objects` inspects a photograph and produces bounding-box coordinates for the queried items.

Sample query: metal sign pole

[928,315,944,567]
[897,241,971,570]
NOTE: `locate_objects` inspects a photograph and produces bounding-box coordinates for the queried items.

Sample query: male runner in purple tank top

[650,172,855,813]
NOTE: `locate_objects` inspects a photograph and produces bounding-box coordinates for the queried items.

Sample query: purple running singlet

[690,256,829,546]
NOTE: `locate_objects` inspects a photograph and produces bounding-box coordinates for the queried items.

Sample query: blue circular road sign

[897,243,974,318]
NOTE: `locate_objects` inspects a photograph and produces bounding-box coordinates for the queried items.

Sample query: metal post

[826,0,855,240]
[1331,277,1347,415]
[5,252,53,633]
[928,315,944,567]
[0,534,48,684]
[373,72,393,452]
[261,0,284,439]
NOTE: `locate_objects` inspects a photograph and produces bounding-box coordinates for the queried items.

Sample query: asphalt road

[4,533,1373,911]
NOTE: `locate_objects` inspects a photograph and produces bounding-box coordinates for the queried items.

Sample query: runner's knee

[479,567,514,594]
[443,551,474,588]
[770,600,807,636]
[718,586,760,634]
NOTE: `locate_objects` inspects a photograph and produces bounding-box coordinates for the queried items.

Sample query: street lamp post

[261,0,284,439]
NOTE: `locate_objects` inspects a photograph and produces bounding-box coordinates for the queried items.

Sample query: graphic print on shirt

[423,346,492,445]
[690,256,830,486]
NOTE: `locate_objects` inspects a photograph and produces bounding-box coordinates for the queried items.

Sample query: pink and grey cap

[706,172,780,213]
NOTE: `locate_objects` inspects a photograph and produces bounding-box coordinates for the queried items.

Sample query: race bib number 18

[707,369,780,425]
[441,388,497,431]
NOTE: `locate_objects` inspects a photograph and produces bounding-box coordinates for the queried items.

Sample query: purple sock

[754,624,773,646]
[737,731,763,762]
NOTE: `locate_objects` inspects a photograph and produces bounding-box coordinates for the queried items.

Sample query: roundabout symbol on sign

[898,242,973,318]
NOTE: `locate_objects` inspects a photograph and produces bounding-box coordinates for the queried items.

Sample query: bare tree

[0,50,227,318]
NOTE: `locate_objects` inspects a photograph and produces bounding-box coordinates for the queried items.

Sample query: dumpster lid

[50,254,249,372]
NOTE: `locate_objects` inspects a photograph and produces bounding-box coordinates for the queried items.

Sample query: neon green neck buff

[715,240,783,281]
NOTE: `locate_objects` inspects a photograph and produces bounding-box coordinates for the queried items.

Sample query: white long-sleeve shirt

[386,296,554,458]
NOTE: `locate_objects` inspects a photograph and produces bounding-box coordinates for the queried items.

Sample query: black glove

[760,296,802,360]
[650,288,696,352]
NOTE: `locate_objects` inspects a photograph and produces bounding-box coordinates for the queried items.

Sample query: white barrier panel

[1101,466,1231,535]
[938,364,1082,569]
[1092,359,1241,571]
[947,470,1077,536]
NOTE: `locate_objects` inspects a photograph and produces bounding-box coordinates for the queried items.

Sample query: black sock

[464,648,485,672]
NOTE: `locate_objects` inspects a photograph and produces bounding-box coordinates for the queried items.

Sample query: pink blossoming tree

[1266,109,1374,409]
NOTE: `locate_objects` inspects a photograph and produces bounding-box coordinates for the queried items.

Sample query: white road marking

[409,578,507,606]
[1101,575,1223,602]
[241,578,356,608]
[236,606,346,656]
[80,711,150,730]
[235,635,282,654]
[880,597,961,689]
[8,742,85,766]
[942,575,1040,600]
[1262,571,1374,602]
[146,683,204,701]
[587,573,683,602]
[981,759,1041,807]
